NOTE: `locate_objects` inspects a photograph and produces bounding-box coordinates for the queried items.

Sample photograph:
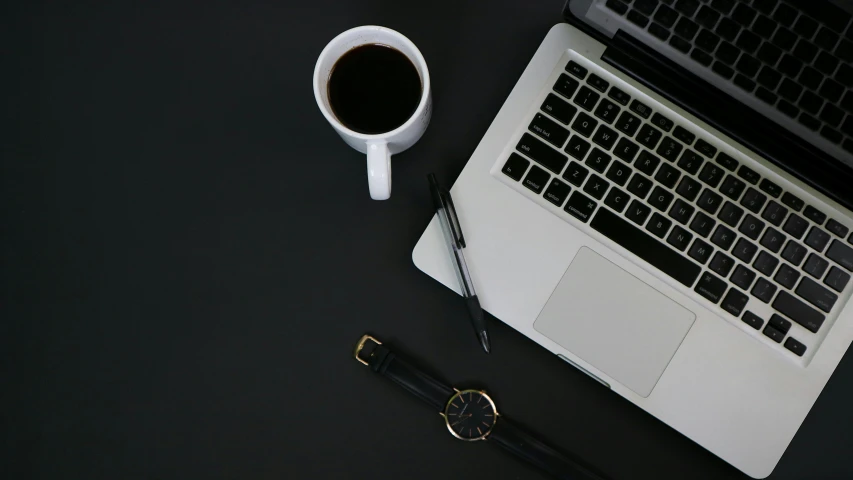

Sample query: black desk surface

[4,1,853,478]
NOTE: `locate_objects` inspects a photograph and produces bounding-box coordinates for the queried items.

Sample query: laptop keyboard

[604,0,853,154]
[498,55,853,362]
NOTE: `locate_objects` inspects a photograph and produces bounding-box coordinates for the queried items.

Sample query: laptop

[412,0,853,477]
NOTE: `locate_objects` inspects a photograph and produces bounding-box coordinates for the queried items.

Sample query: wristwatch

[354,335,609,480]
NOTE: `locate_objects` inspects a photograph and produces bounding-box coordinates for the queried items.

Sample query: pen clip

[442,189,466,249]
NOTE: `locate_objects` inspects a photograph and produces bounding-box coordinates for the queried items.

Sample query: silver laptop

[413,1,853,477]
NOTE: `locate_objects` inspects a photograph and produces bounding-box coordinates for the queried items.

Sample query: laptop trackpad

[533,247,695,397]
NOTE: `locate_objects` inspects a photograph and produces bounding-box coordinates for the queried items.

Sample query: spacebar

[590,208,701,287]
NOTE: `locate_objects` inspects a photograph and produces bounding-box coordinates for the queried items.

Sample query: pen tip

[479,331,491,354]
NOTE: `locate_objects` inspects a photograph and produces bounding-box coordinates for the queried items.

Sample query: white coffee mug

[313,26,432,200]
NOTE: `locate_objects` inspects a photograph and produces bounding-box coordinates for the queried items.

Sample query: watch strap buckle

[354,334,382,366]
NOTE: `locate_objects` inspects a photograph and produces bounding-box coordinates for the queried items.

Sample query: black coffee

[328,44,422,135]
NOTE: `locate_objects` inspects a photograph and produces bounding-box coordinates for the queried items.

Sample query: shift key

[796,277,838,313]
[773,291,825,333]
[517,133,568,174]
[826,240,853,271]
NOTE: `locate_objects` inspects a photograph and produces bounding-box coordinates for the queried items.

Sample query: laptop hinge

[601,30,853,213]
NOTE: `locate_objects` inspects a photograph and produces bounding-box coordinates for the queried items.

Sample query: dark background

[3,1,852,479]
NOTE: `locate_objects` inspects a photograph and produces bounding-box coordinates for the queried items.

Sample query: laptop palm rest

[533,247,696,397]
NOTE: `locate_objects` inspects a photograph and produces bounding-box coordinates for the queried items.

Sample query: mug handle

[367,141,391,200]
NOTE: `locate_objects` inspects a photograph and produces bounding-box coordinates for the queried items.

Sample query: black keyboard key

[803,254,830,279]
[815,51,840,76]
[759,227,785,253]
[651,113,675,132]
[716,152,738,171]
[711,224,736,250]
[773,290,825,333]
[782,240,807,266]
[565,61,588,79]
[763,324,785,343]
[688,238,714,264]
[695,28,721,52]
[733,73,757,92]
[592,125,619,150]
[753,14,778,39]
[697,162,724,188]
[756,66,782,90]
[697,188,723,214]
[800,66,823,91]
[654,163,681,189]
[517,133,568,174]
[583,174,610,200]
[656,137,683,162]
[637,124,663,149]
[764,200,790,226]
[770,313,792,334]
[827,219,849,238]
[634,0,659,16]
[563,161,589,187]
[675,17,700,41]
[736,32,761,55]
[733,237,759,263]
[757,179,781,198]
[574,86,600,111]
[782,192,806,212]
[502,153,529,181]
[752,277,778,303]
[529,113,570,148]
[817,26,841,51]
[803,205,827,225]
[627,9,651,28]
[837,39,853,63]
[721,288,749,316]
[742,310,764,330]
[783,213,808,239]
[839,64,853,89]
[827,240,853,271]
[775,263,800,289]
[647,212,673,238]
[590,208,702,287]
[586,148,612,174]
[805,227,831,252]
[522,165,550,194]
[627,173,653,199]
[825,266,851,292]
[772,27,797,50]
[695,271,728,303]
[543,178,572,206]
[691,48,715,66]
[667,224,693,251]
[710,251,735,277]
[587,74,609,93]
[757,42,783,65]
[740,187,767,213]
[635,150,661,176]
[731,3,757,27]
[674,0,699,16]
[797,277,838,313]
[772,3,797,27]
[693,139,716,159]
[542,93,578,125]
[677,150,704,175]
[594,98,620,125]
[676,176,702,202]
[565,190,599,223]
[823,127,842,145]
[737,166,760,185]
[614,111,641,137]
[819,79,844,103]
[614,138,640,163]
[720,175,746,200]
[751,0,776,15]
[572,112,598,137]
[778,99,801,118]
[649,185,675,212]
[754,250,780,276]
[606,0,629,15]
[608,87,631,106]
[696,6,721,29]
[732,264,757,290]
[716,18,741,42]
[630,99,652,119]
[603,186,630,213]
[798,90,823,115]
[606,160,633,187]
[713,61,736,80]
[554,74,580,100]
[784,337,806,357]
[793,39,819,64]
[821,105,844,129]
[796,0,852,34]
[672,126,695,146]
[566,135,592,160]
[777,55,803,79]
[669,199,695,225]
[718,201,745,227]
[843,117,853,136]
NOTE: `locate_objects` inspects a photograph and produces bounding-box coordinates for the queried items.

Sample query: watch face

[443,390,497,441]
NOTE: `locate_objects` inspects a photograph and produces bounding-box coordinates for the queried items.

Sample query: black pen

[428,173,490,353]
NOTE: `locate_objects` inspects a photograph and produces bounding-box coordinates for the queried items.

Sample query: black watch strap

[356,335,455,411]
[489,417,608,480]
